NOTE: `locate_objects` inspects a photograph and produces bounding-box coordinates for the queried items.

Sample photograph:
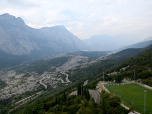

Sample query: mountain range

[0,13,86,55]
[119,39,152,51]
[83,34,152,52]
[1,13,152,56]
[83,34,138,51]
[1,13,152,69]
[143,36,152,41]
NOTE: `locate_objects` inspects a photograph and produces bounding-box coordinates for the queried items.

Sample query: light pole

[144,89,147,114]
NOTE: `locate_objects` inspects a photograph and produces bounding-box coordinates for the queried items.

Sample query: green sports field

[105,84,152,112]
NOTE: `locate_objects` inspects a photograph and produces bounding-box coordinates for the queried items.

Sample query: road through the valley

[69,90,100,104]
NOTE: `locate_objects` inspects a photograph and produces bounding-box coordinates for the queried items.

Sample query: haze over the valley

[0,0,152,44]
[1,1,152,113]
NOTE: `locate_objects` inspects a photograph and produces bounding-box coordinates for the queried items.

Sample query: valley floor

[0,54,104,101]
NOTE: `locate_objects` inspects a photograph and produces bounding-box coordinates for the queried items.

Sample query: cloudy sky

[0,0,152,42]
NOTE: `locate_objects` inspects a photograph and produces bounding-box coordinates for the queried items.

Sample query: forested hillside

[107,44,152,86]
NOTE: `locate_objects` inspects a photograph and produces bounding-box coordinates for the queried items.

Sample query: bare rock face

[0,13,39,55]
[0,13,87,55]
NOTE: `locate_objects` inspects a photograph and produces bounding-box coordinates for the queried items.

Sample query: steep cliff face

[38,26,86,52]
[0,13,86,55]
[0,13,39,55]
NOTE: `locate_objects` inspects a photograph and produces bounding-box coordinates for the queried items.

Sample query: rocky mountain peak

[0,13,25,27]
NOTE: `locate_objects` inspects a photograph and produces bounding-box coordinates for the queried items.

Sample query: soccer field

[105,84,152,112]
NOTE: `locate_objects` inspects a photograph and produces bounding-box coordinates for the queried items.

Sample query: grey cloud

[0,0,152,41]
[4,0,39,8]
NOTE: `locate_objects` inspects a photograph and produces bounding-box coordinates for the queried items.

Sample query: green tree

[0,108,7,114]
[57,96,60,104]
[63,92,66,101]
[86,87,90,100]
[22,103,33,114]
[77,84,81,95]
[81,84,84,96]
[115,74,124,83]
[108,94,121,107]
[102,98,106,114]
[84,86,87,97]
[55,96,58,104]
[68,104,80,114]
[33,98,44,114]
